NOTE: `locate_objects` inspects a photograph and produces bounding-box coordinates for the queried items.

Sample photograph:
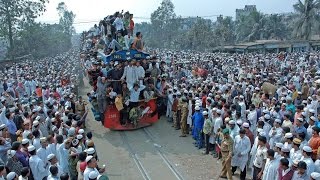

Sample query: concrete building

[236,5,257,21]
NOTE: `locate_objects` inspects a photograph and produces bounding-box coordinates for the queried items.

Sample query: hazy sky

[37,0,297,32]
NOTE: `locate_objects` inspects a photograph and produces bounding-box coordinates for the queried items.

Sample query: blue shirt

[192,112,204,129]
[6,119,17,135]
[294,125,307,135]
[129,85,145,102]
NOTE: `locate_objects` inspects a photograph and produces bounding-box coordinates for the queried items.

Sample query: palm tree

[292,0,320,40]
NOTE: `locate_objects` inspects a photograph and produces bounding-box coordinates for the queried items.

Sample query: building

[236,5,257,21]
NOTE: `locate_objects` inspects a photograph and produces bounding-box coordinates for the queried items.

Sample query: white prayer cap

[202,111,208,116]
[27,145,36,152]
[0,124,6,130]
[285,133,293,138]
[40,137,47,143]
[77,134,83,140]
[311,172,320,179]
[55,112,60,116]
[195,106,200,111]
[7,150,16,158]
[35,116,41,121]
[6,172,17,180]
[236,120,242,125]
[302,146,312,153]
[216,110,222,114]
[257,128,263,133]
[297,117,304,122]
[275,143,283,149]
[85,155,94,163]
[85,148,96,155]
[275,119,282,123]
[310,116,317,121]
[212,108,217,112]
[228,120,235,125]
[259,132,266,137]
[21,139,29,145]
[281,147,290,153]
[242,123,249,128]
[78,129,85,134]
[33,120,39,126]
[47,154,55,161]
[264,114,270,120]
[309,109,315,113]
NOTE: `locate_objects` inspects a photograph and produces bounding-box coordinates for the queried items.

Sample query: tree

[150,0,176,47]
[292,0,320,40]
[57,2,76,36]
[213,15,235,46]
[0,0,48,58]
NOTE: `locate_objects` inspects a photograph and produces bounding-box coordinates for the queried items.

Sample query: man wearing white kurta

[28,145,47,180]
[247,105,257,133]
[262,149,279,180]
[121,61,138,89]
[268,119,283,149]
[37,137,49,168]
[231,129,251,180]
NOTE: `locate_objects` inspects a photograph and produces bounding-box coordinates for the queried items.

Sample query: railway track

[119,127,185,180]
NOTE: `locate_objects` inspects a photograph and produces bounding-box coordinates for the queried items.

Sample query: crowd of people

[0,50,110,180]
[83,15,320,179]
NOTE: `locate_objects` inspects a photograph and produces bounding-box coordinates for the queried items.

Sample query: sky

[37,0,297,33]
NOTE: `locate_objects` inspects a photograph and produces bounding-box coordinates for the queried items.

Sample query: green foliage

[0,0,48,57]
[137,0,320,50]
[57,2,76,36]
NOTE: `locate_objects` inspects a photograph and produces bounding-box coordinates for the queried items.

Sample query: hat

[202,111,208,116]
[293,138,301,144]
[281,147,290,153]
[87,140,94,147]
[40,137,47,143]
[68,127,76,136]
[311,172,320,179]
[216,110,222,115]
[195,106,200,111]
[229,120,235,125]
[302,146,312,152]
[33,120,39,126]
[264,114,270,120]
[35,116,41,121]
[242,122,249,128]
[236,120,243,125]
[285,133,293,138]
[0,124,6,130]
[297,117,304,122]
[275,119,282,123]
[72,139,79,146]
[22,139,29,145]
[85,155,94,163]
[89,171,99,179]
[309,109,316,114]
[85,147,96,155]
[6,172,16,180]
[47,154,55,161]
[7,150,16,158]
[27,145,36,152]
[310,116,317,121]
[275,143,283,149]
[77,134,83,140]
[78,129,84,134]
[222,128,230,134]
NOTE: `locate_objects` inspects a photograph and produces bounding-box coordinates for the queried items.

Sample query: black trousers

[232,166,246,180]
[252,166,261,180]
[176,110,181,128]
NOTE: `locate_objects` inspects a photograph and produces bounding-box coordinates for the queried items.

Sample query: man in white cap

[37,137,49,166]
[268,119,283,149]
[28,145,47,180]
[191,105,204,146]
[247,104,257,132]
[47,154,63,177]
[301,146,315,177]
[231,128,251,180]
[83,156,105,180]
[283,132,293,149]
[228,120,239,140]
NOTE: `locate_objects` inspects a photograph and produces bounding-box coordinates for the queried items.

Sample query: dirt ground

[80,77,244,180]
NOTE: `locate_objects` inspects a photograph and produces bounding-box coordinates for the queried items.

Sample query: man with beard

[109,61,124,94]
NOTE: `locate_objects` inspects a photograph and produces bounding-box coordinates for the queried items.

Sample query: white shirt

[262,158,279,180]
[112,17,124,31]
[231,135,251,171]
[29,155,47,180]
[253,145,268,168]
[83,167,99,180]
[37,147,49,166]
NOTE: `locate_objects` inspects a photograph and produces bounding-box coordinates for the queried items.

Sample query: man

[290,138,302,162]
[253,135,267,180]
[48,166,60,180]
[202,111,213,155]
[180,97,188,137]
[231,129,251,180]
[192,106,204,147]
[269,119,283,149]
[262,149,279,180]
[75,96,87,117]
[47,154,63,177]
[96,76,109,124]
[309,126,320,160]
[214,127,232,179]
[132,32,144,51]
[242,122,254,146]
[292,161,308,180]
[247,104,257,132]
[228,120,239,140]
[278,158,294,180]
[121,60,138,89]
[109,62,124,94]
[293,117,307,137]
[301,146,315,177]
[28,145,47,180]
[37,137,49,167]
[84,156,105,180]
